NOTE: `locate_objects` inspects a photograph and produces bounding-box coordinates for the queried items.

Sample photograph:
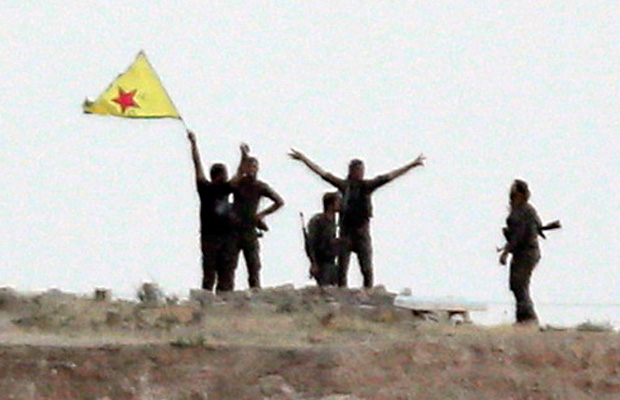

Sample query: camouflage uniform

[319,173,390,288]
[504,202,542,323]
[307,212,339,286]
[197,180,235,292]
[231,176,282,289]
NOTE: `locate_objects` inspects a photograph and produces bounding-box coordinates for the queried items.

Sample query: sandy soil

[1,286,619,400]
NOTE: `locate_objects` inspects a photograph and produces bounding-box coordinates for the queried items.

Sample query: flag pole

[179,116,190,132]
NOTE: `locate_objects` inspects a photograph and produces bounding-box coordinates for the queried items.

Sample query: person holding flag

[83,51,242,292]
[187,131,248,292]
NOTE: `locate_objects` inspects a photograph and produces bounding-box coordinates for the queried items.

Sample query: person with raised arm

[289,149,425,288]
[187,130,238,293]
[229,145,285,289]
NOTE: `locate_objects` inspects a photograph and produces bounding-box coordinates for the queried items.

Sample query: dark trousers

[231,231,262,289]
[315,259,338,287]
[338,226,373,288]
[509,251,540,323]
[201,235,235,293]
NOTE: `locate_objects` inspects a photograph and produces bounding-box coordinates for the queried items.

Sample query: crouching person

[307,192,342,287]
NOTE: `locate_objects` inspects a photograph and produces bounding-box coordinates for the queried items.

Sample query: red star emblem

[112,88,139,113]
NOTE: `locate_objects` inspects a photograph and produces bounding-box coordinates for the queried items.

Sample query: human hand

[187,130,196,143]
[499,250,509,266]
[288,148,305,161]
[309,263,319,279]
[240,143,250,155]
[413,153,426,167]
[256,216,269,231]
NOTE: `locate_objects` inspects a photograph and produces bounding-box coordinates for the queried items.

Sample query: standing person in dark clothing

[498,179,559,325]
[306,192,342,287]
[187,130,238,292]
[289,149,425,288]
[230,145,284,289]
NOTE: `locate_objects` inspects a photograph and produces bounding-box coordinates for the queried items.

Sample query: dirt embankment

[1,286,620,400]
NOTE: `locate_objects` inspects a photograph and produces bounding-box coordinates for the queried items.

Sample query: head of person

[210,163,228,183]
[347,159,365,181]
[323,191,342,213]
[510,179,530,207]
[243,157,259,180]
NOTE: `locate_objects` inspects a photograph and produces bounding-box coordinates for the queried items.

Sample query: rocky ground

[1,285,619,400]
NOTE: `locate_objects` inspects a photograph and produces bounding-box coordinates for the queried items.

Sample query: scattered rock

[0,287,22,311]
[273,283,296,292]
[541,324,569,332]
[137,282,164,305]
[190,289,217,307]
[188,392,208,400]
[353,290,370,304]
[308,330,327,344]
[368,284,387,294]
[372,306,398,323]
[576,321,615,333]
[259,374,298,399]
[218,290,251,303]
[105,311,122,327]
[94,288,112,302]
[319,311,336,327]
[43,288,70,298]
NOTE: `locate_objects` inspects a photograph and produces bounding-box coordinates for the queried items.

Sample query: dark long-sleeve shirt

[505,203,542,253]
[320,173,390,230]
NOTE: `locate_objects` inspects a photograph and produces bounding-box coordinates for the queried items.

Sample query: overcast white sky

[1,2,619,305]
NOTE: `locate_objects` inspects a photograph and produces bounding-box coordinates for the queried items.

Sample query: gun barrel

[541,220,561,231]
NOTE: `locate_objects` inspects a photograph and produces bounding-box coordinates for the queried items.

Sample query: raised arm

[288,148,343,188]
[230,143,250,185]
[384,153,426,182]
[187,130,207,182]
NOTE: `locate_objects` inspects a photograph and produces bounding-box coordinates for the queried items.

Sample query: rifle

[300,212,318,279]
[538,219,561,239]
[498,219,562,252]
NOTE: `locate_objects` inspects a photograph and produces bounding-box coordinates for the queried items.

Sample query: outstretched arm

[384,153,426,182]
[288,148,343,188]
[187,130,207,183]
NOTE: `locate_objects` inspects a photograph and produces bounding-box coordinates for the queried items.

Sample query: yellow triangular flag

[83,51,181,119]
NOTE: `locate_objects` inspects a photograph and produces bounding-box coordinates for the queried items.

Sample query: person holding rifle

[289,149,425,289]
[304,192,342,287]
[498,179,561,325]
